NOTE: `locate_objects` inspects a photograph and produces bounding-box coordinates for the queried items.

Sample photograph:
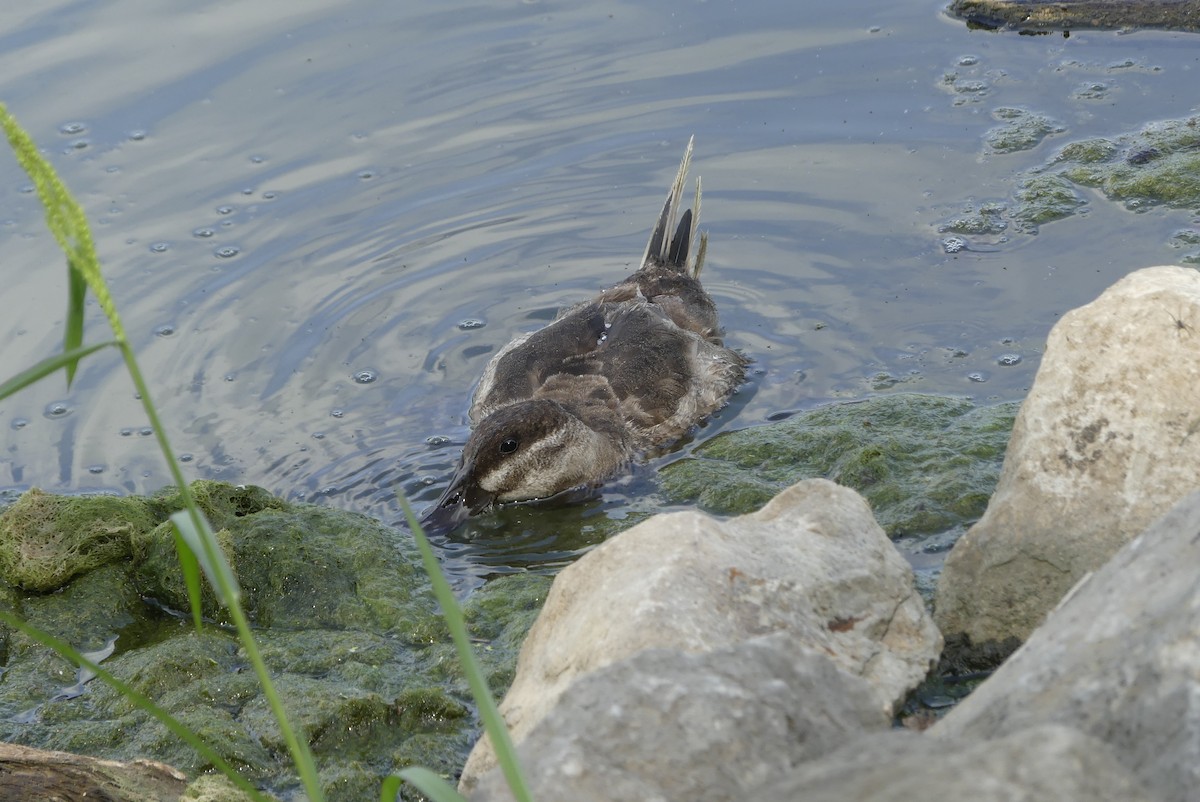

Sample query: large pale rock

[460,478,940,791]
[470,633,889,802]
[933,491,1200,802]
[937,265,1200,649]
[751,725,1155,802]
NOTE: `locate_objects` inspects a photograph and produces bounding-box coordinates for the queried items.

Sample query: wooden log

[0,742,187,802]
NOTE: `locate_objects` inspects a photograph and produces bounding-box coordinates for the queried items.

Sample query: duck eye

[499,437,519,454]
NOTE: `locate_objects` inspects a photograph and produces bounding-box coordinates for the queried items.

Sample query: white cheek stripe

[479,425,571,496]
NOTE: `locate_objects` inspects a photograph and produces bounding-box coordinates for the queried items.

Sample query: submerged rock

[460,479,940,792]
[1007,114,1200,230]
[936,265,1200,653]
[935,491,1200,802]
[660,393,1017,538]
[984,107,1064,154]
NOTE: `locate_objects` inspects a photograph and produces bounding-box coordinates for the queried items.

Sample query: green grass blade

[392,768,467,802]
[171,510,241,606]
[399,497,533,802]
[64,258,88,386]
[0,340,118,403]
[168,517,208,630]
[0,609,269,802]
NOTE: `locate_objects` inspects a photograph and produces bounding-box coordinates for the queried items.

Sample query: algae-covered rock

[984,107,1064,154]
[430,572,553,696]
[132,497,443,641]
[1022,114,1200,223]
[148,481,285,531]
[660,394,1018,537]
[0,488,156,591]
[0,481,549,801]
[1012,173,1086,228]
[939,202,1009,236]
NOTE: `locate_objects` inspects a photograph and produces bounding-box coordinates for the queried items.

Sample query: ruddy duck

[422,138,746,533]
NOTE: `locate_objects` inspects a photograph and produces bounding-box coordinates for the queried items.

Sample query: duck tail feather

[693,231,708,279]
[640,135,694,270]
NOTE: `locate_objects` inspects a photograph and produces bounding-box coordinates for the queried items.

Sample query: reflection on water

[2,1,1199,583]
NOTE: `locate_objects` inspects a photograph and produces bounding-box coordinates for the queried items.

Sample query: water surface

[2,0,1197,583]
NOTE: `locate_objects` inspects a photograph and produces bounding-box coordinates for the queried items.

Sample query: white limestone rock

[933,491,1200,802]
[460,478,940,791]
[936,265,1200,649]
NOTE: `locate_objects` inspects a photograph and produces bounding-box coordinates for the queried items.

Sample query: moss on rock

[0,481,549,800]
[0,489,156,591]
[132,498,443,641]
[984,107,1064,154]
[660,394,1018,538]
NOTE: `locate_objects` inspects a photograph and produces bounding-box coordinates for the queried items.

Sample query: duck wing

[469,302,610,423]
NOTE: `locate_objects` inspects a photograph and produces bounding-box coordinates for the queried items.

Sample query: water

[1,1,1198,583]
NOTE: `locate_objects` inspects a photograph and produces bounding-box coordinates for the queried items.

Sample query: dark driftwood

[948,0,1200,33]
[0,742,187,802]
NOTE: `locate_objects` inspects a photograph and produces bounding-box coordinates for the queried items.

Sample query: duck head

[420,398,627,535]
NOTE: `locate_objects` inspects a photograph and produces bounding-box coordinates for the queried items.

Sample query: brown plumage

[422,138,746,534]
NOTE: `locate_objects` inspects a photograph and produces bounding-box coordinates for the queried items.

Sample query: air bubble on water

[353,370,378,384]
[44,401,72,419]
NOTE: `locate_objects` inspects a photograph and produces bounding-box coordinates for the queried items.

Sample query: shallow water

[2,1,1198,586]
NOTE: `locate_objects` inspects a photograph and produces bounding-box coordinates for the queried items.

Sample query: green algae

[1018,115,1200,225]
[939,202,1009,236]
[1012,173,1086,227]
[0,481,548,801]
[1055,138,1118,165]
[132,498,443,641]
[660,394,1018,538]
[984,107,1064,154]
[0,488,156,591]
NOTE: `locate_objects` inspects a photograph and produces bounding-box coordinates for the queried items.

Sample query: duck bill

[418,463,495,536]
